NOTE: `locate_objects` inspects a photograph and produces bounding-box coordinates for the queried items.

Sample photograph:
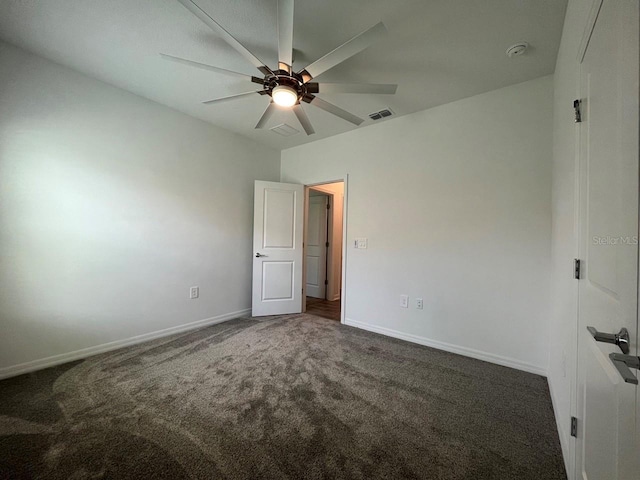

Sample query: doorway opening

[303,181,344,322]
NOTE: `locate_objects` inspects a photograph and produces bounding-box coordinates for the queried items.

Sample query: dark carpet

[0,314,566,480]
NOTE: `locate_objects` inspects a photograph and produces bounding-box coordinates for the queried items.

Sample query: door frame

[302,175,349,324]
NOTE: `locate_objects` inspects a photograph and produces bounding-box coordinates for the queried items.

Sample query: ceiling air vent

[270,123,300,137]
[368,108,394,121]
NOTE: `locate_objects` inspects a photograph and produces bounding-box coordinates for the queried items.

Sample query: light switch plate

[400,294,409,308]
[357,238,368,249]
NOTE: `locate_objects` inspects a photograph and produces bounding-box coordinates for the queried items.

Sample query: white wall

[547,0,594,476]
[309,182,343,301]
[282,75,554,374]
[0,42,280,376]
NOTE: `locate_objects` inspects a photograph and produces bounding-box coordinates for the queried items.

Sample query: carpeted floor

[0,314,566,480]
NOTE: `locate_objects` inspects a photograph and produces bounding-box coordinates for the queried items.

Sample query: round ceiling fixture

[272,85,298,107]
[506,42,529,58]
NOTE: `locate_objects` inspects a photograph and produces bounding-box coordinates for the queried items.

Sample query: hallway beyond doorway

[306,297,340,321]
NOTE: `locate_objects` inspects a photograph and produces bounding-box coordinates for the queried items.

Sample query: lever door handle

[255,253,267,258]
[609,353,640,385]
[587,326,630,354]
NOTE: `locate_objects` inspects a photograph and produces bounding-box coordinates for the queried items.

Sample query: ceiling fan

[161,0,397,135]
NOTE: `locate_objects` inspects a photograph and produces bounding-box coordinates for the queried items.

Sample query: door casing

[301,175,349,324]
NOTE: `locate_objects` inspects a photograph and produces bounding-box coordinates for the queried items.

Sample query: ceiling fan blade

[176,0,273,76]
[306,82,397,95]
[293,104,315,135]
[303,95,363,126]
[255,102,277,129]
[160,54,263,84]
[277,0,294,71]
[298,22,387,82]
[202,91,264,105]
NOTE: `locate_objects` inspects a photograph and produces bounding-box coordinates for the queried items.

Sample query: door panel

[306,256,320,287]
[252,181,303,316]
[262,262,294,300]
[583,341,620,479]
[263,189,296,248]
[575,0,639,478]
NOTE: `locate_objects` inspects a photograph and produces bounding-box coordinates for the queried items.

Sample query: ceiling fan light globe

[272,85,298,107]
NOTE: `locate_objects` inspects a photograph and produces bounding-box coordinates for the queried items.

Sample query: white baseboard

[547,377,573,479]
[344,318,547,376]
[0,308,251,380]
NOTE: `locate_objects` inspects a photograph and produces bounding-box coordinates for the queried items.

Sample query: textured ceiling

[0,0,567,150]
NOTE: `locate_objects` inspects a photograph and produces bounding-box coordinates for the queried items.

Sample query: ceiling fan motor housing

[262,70,313,104]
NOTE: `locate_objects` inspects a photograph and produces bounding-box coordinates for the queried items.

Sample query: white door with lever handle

[252,181,304,316]
[574,1,639,478]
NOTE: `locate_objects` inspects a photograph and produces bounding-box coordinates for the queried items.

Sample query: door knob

[587,326,630,354]
[609,353,640,385]
[255,253,267,258]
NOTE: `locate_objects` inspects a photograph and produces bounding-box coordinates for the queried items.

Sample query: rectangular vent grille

[270,123,300,137]
[369,108,394,121]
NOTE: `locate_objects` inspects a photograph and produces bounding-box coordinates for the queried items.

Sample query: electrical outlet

[190,286,199,299]
[354,238,368,249]
[400,294,409,308]
[416,298,423,309]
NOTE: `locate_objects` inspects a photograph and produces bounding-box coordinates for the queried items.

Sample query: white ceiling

[0,0,567,150]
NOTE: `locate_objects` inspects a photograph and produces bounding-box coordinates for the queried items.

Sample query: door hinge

[574,259,581,280]
[571,416,577,437]
[573,99,582,123]
[327,203,331,210]
[325,241,330,248]
[324,279,328,285]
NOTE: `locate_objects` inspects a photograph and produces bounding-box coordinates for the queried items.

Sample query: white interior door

[306,194,328,299]
[575,1,639,478]
[252,181,304,316]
